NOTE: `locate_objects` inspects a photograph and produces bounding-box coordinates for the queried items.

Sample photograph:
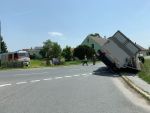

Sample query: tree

[148,46,150,55]
[30,53,37,59]
[40,39,53,59]
[0,36,8,53]
[73,45,95,60]
[62,46,73,61]
[51,42,62,58]
[40,39,62,59]
[39,49,46,58]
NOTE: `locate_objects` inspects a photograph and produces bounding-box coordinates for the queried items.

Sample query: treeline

[0,36,96,62]
[36,39,96,64]
[0,35,8,53]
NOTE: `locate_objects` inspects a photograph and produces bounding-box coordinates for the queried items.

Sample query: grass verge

[0,59,100,70]
[138,59,150,84]
[30,59,82,68]
[30,59,46,68]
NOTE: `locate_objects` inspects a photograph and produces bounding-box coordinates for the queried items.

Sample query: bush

[73,45,95,60]
[60,57,65,65]
[62,46,73,61]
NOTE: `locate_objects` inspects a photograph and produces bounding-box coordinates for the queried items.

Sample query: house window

[91,44,94,49]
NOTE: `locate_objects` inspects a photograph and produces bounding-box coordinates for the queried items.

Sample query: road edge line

[122,76,150,102]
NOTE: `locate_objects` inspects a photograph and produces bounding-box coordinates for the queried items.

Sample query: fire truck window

[8,54,13,60]
[14,53,18,59]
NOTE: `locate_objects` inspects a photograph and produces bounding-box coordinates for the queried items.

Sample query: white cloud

[48,32,63,37]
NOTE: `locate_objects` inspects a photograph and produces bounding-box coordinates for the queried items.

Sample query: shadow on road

[92,66,120,77]
[92,66,138,77]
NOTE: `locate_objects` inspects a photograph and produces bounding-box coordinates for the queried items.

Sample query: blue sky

[0,0,150,51]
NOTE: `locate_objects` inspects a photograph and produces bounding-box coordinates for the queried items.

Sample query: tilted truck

[98,31,142,71]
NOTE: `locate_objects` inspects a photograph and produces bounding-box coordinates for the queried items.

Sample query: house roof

[136,44,147,51]
[87,34,107,46]
[34,46,43,50]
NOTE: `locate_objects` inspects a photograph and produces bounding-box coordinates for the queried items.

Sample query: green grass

[0,60,82,70]
[0,60,46,70]
[138,59,150,84]
[30,59,46,68]
[30,59,82,68]
[0,59,100,70]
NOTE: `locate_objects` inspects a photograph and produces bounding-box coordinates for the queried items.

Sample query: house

[136,44,148,56]
[23,47,43,59]
[81,33,107,53]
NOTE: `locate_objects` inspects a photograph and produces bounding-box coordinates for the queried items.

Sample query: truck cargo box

[98,31,141,71]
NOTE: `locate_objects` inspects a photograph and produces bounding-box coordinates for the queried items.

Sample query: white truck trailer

[98,31,141,71]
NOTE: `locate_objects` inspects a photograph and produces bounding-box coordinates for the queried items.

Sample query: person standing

[82,55,88,66]
[92,54,96,65]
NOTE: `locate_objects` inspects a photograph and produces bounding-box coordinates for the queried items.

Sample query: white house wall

[82,37,102,52]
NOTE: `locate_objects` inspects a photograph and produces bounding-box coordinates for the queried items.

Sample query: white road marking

[64,76,72,78]
[30,80,40,83]
[73,75,80,77]
[0,84,12,87]
[89,73,92,75]
[16,72,48,76]
[82,74,87,76]
[43,78,52,81]
[83,75,90,77]
[16,82,27,85]
[55,77,63,79]
[0,73,91,88]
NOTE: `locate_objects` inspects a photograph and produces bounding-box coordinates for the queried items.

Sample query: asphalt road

[0,63,149,113]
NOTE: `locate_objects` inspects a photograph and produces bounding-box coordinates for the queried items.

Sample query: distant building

[81,33,107,53]
[136,44,148,56]
[23,47,43,59]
